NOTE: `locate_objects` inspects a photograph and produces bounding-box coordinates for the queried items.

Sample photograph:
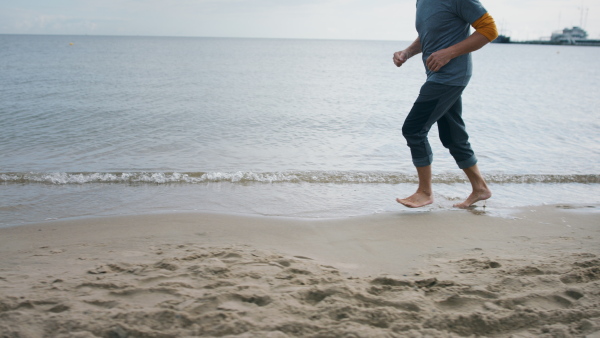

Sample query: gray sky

[1,0,598,41]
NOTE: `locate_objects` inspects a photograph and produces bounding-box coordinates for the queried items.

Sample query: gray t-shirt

[416,0,487,86]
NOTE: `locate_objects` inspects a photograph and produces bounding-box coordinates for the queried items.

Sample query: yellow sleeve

[472,12,499,42]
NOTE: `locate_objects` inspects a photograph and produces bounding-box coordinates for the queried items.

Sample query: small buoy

[69,42,74,46]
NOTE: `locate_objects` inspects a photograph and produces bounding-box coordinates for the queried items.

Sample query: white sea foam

[1,171,598,185]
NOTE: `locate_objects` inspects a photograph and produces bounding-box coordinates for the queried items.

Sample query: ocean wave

[1,171,599,185]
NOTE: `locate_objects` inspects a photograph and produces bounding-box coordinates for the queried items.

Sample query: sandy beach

[1,205,599,337]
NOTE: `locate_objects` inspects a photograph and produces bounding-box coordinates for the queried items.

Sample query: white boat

[550,26,600,46]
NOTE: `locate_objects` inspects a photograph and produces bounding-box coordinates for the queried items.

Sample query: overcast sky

[1,0,598,42]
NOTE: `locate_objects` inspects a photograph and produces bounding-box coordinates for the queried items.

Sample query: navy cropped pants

[402,81,477,169]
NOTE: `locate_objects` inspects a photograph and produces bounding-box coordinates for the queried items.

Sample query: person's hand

[393,50,409,67]
[426,48,453,72]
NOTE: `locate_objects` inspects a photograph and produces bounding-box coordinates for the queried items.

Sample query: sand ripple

[1,245,599,337]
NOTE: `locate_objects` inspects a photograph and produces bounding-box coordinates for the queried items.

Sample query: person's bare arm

[393,37,422,67]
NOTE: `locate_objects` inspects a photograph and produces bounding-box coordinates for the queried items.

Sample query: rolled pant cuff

[457,155,477,169]
[413,155,433,167]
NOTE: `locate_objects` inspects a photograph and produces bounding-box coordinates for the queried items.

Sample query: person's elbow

[472,13,499,42]
[478,24,499,42]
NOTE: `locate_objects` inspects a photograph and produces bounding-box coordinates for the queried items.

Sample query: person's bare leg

[396,165,434,208]
[454,164,492,208]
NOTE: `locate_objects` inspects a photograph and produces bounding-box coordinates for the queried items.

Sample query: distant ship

[550,26,599,45]
[491,34,510,44]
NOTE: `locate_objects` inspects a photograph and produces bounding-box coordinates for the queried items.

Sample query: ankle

[417,188,433,196]
[470,180,488,191]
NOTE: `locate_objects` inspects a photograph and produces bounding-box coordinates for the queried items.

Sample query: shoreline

[1,205,599,336]
[2,180,599,228]
[1,204,599,277]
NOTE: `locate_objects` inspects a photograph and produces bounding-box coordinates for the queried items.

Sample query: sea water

[1,35,599,226]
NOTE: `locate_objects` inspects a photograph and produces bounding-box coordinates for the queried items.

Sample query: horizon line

[0,32,410,44]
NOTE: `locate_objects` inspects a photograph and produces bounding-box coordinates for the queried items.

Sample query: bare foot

[396,191,434,208]
[454,188,492,209]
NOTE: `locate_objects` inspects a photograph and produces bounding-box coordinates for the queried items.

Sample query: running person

[393,0,498,208]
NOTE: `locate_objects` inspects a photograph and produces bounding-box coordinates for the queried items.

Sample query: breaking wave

[1,171,599,185]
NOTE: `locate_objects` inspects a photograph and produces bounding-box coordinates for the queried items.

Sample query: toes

[397,199,413,208]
